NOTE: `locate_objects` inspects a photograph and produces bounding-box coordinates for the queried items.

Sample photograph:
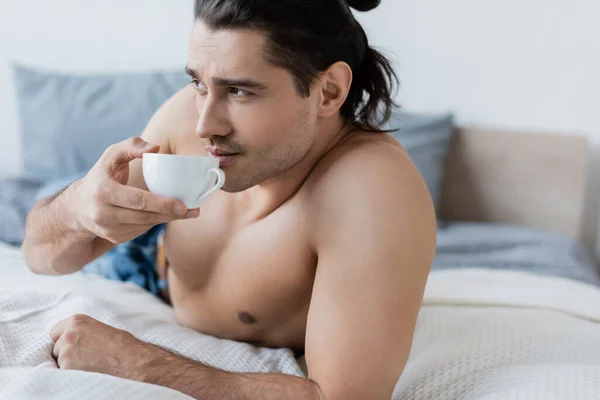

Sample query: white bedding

[2,242,600,399]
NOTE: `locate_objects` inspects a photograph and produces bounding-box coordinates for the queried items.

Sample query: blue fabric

[12,64,189,180]
[82,224,168,297]
[433,221,600,287]
[382,111,454,214]
[0,177,44,246]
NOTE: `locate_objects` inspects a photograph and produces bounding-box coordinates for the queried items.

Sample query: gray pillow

[382,111,454,214]
[13,65,190,180]
[13,64,453,213]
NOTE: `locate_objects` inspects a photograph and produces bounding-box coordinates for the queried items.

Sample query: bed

[2,126,600,399]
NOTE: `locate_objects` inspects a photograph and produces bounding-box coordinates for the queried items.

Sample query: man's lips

[207,148,239,157]
[207,148,240,167]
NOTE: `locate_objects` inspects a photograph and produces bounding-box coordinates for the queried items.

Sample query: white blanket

[1,242,600,400]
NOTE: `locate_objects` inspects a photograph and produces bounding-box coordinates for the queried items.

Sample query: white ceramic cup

[142,153,225,209]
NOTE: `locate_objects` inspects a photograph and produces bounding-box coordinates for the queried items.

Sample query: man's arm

[302,143,437,399]
[50,315,324,400]
[21,176,115,275]
[21,85,194,275]
[140,346,323,399]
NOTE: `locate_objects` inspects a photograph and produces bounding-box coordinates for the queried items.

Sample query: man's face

[186,21,319,193]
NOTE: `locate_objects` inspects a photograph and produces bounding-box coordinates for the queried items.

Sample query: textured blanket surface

[2,242,600,399]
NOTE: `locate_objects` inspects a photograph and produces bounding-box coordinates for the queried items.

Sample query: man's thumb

[103,137,160,170]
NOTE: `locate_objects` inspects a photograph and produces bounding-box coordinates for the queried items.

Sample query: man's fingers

[52,332,69,359]
[49,318,70,343]
[112,208,199,225]
[56,344,76,370]
[105,183,188,216]
[102,137,159,169]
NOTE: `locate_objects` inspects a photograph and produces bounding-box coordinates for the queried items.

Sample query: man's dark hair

[194,0,399,132]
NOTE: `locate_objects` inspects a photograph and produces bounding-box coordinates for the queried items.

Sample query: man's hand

[22,135,198,276]
[71,137,199,246]
[50,314,148,380]
[50,315,322,400]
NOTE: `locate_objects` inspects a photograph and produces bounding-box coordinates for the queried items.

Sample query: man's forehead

[187,21,270,77]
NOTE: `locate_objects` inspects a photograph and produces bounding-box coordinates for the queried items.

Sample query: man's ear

[316,61,353,118]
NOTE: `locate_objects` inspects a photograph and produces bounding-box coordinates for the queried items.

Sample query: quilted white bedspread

[2,242,600,399]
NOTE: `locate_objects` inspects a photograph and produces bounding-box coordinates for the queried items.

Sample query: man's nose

[195,98,230,139]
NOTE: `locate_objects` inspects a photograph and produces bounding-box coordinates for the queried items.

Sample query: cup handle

[196,167,225,205]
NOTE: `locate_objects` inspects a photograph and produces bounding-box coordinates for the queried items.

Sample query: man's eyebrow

[185,66,268,90]
[185,66,198,79]
[213,77,268,90]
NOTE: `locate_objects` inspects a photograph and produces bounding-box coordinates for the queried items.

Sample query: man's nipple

[238,311,257,325]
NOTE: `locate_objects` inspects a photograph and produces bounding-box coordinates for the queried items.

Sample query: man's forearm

[137,344,323,400]
[22,181,100,275]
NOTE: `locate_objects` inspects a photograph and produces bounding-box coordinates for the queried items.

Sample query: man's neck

[242,119,354,219]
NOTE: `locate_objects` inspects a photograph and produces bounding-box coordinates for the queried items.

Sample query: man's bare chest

[161,197,316,348]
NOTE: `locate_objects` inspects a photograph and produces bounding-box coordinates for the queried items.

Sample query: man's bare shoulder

[304,130,436,249]
[306,130,428,203]
[127,84,197,189]
[141,84,198,151]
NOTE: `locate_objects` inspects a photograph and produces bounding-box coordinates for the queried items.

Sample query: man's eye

[191,79,207,92]
[229,87,250,97]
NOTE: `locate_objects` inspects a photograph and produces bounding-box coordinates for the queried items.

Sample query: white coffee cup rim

[143,153,213,160]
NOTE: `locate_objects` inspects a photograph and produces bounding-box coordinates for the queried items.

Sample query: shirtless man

[21,0,436,398]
